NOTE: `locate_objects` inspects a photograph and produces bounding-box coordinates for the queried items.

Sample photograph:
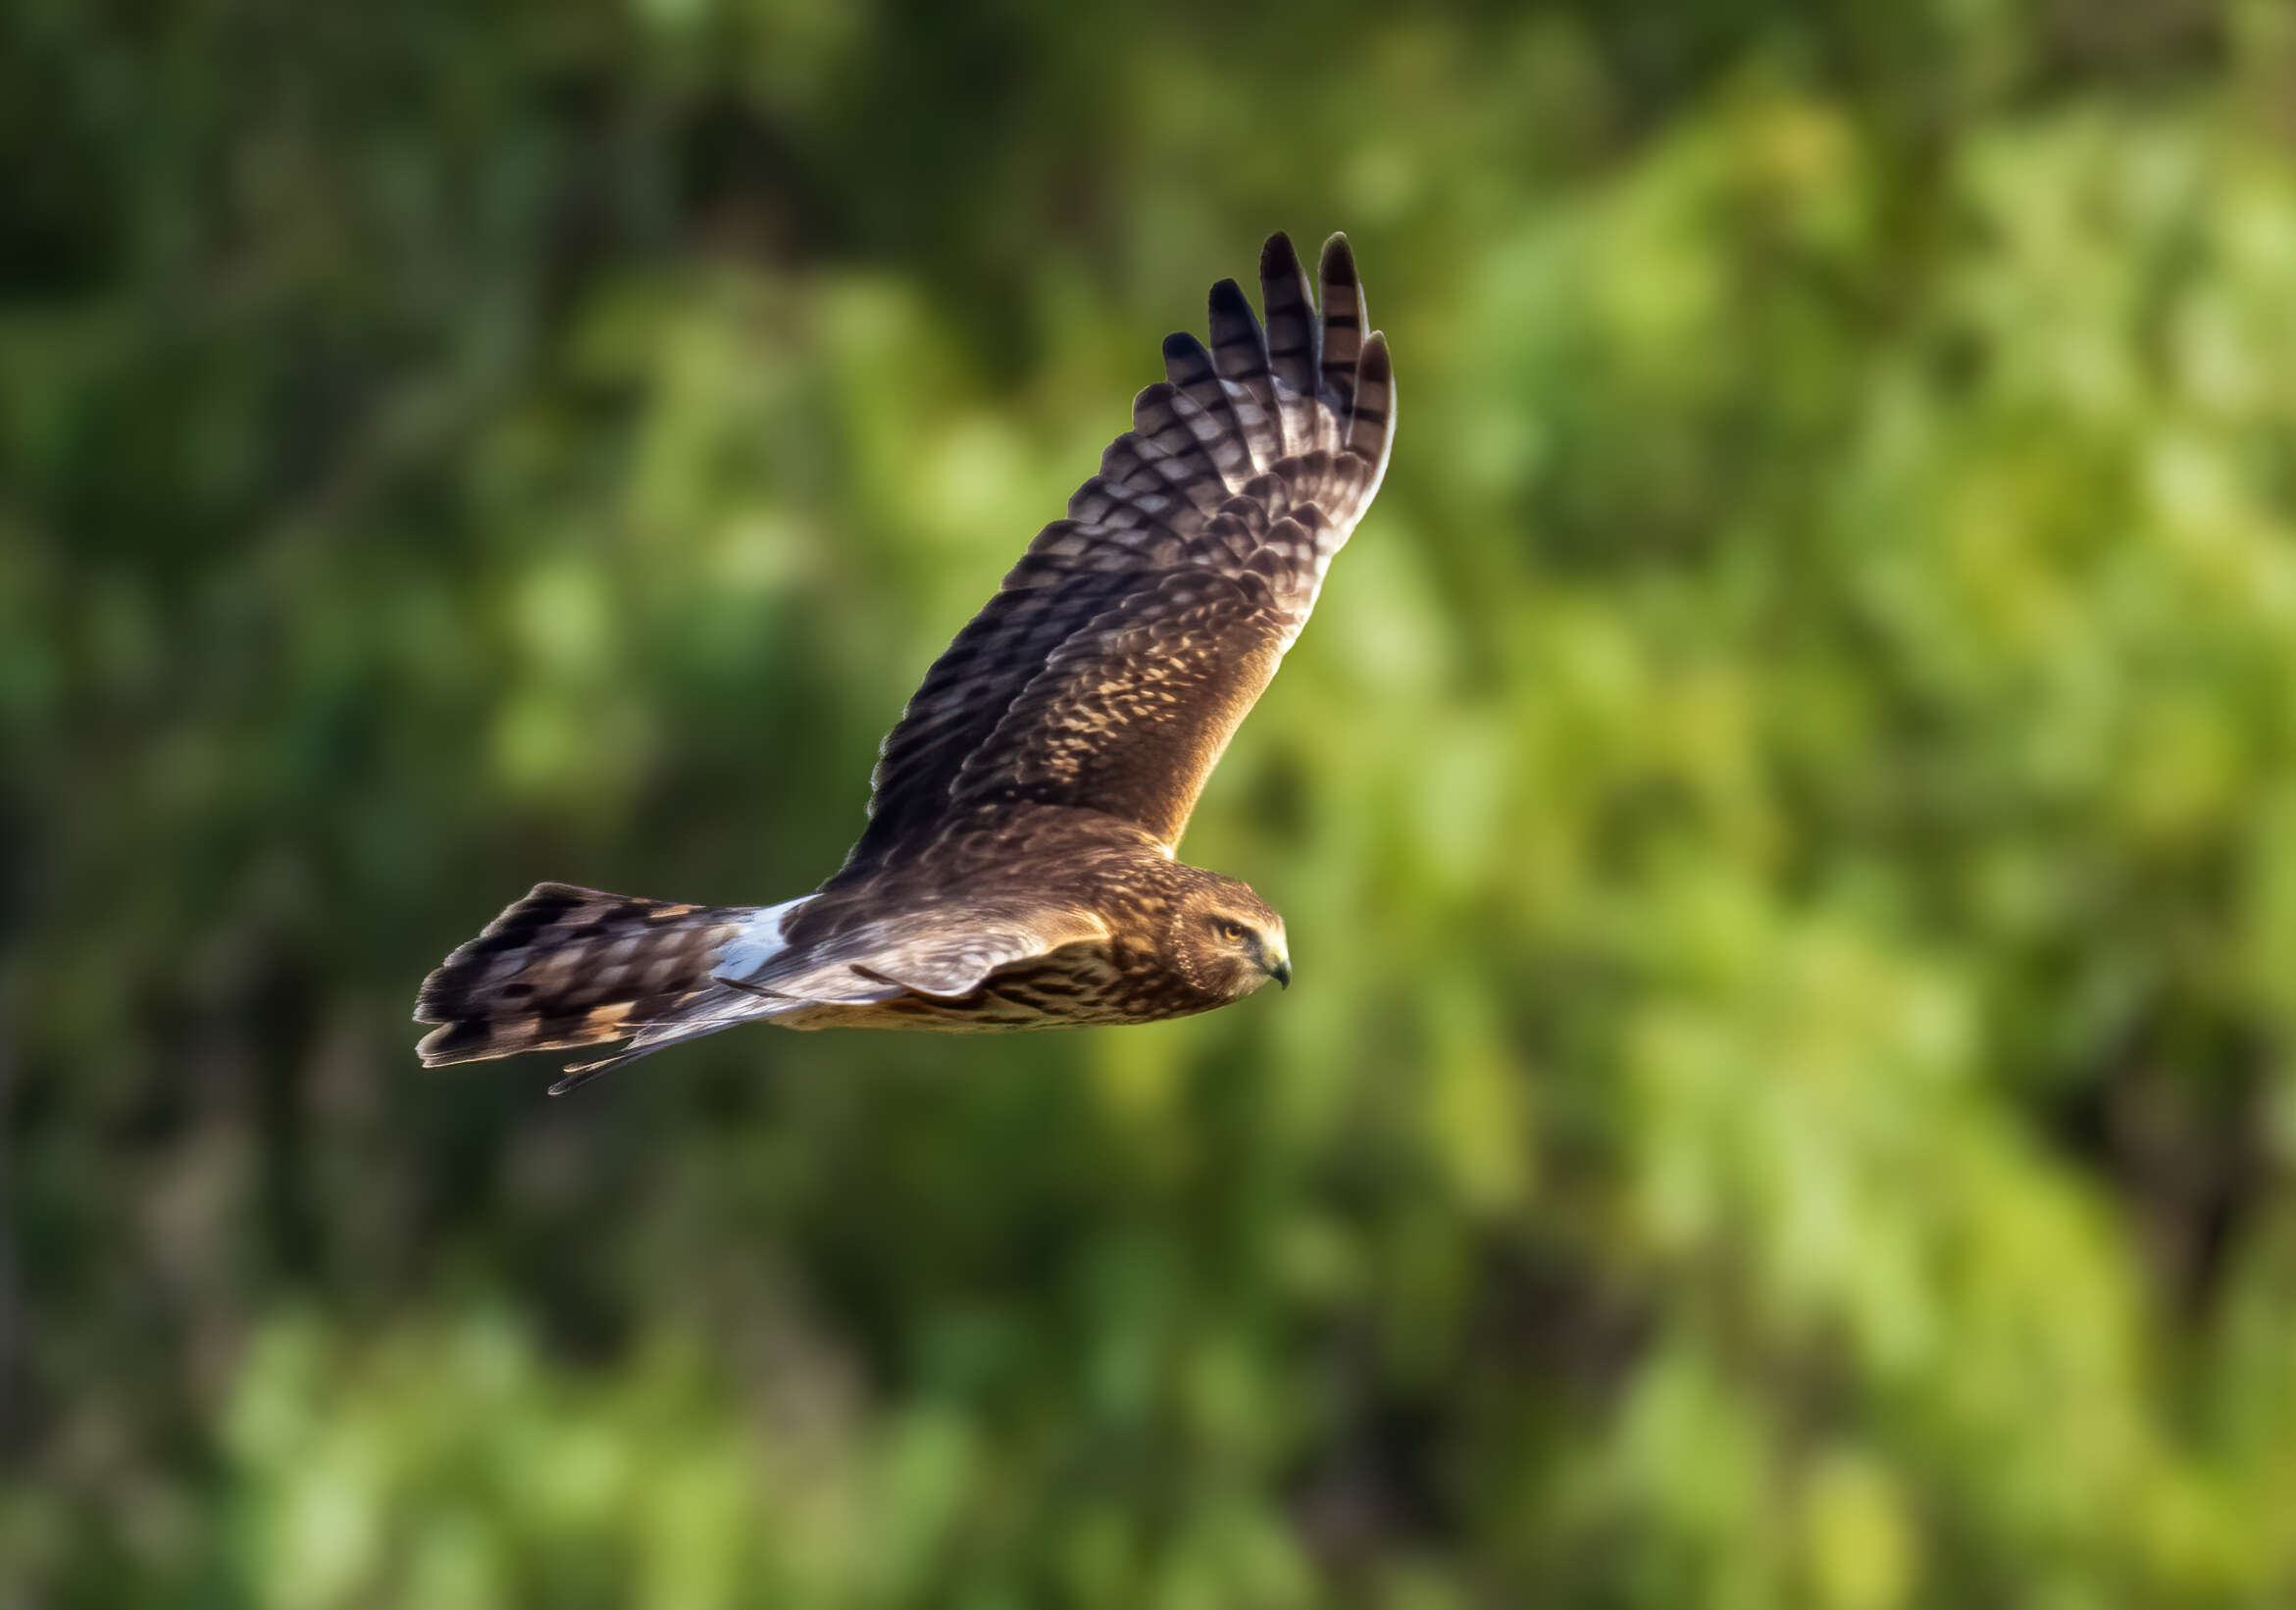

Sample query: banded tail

[415,883,780,1093]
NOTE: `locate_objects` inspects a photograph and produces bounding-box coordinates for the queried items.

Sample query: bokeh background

[10,0,2296,1604]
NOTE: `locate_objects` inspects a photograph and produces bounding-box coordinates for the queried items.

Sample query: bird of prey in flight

[416,232,1395,1092]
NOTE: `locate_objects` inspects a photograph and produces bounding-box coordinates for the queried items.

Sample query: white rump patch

[716,896,809,981]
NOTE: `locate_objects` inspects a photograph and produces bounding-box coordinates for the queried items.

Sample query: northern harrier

[417,233,1395,1091]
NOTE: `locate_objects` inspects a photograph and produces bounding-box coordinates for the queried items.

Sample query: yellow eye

[1219,921,1247,943]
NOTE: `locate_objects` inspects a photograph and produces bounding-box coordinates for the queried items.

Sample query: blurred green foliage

[9,0,2296,1604]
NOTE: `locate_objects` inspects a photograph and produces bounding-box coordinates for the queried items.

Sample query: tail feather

[414,882,752,1077]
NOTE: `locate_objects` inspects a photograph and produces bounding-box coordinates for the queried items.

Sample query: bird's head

[1169,876,1291,1001]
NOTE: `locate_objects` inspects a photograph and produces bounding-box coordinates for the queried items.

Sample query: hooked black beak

[1266,949,1292,990]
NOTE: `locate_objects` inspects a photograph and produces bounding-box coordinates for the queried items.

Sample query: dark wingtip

[1161,330,1198,361]
[1208,277,1250,314]
[1260,232,1300,278]
[1360,329,1392,378]
[1319,231,1356,284]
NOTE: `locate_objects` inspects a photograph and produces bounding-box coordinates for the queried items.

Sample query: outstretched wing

[847,231,1395,864]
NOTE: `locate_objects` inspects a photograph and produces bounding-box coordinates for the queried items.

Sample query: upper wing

[846,231,1395,863]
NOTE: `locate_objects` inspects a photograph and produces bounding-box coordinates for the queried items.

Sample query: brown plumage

[415,232,1395,1091]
